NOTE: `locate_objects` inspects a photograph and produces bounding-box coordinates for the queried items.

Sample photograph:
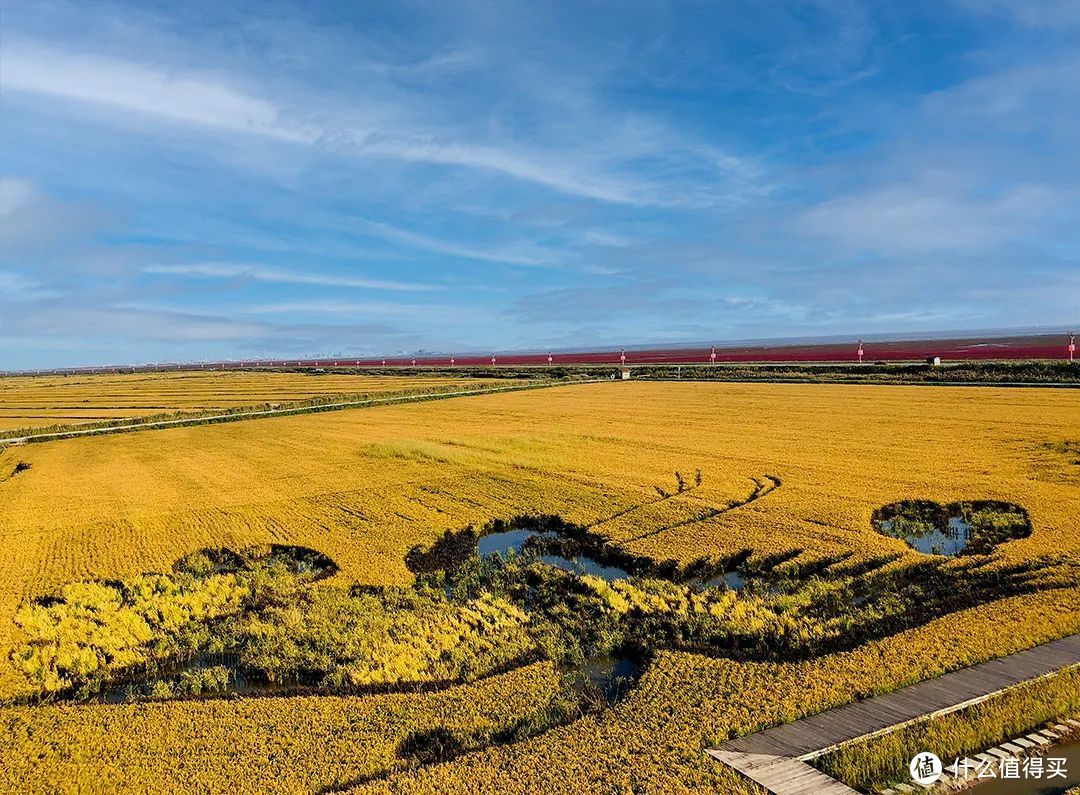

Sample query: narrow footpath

[707,633,1080,794]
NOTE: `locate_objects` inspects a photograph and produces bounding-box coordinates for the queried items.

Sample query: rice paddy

[0,371,514,434]
[0,378,1077,793]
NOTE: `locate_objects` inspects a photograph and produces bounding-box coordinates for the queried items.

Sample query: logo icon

[910,752,943,786]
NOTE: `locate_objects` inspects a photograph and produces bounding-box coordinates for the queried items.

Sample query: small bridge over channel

[706,633,1080,794]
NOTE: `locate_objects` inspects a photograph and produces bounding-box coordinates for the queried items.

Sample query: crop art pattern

[0,381,1078,794]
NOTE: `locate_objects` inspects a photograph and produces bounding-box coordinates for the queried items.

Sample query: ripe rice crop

[0,370,515,435]
[0,381,1077,793]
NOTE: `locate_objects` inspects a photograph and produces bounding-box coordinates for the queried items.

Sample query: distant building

[926,356,941,366]
[621,368,632,380]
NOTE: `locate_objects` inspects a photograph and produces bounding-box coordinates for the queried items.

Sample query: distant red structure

[11,332,1073,376]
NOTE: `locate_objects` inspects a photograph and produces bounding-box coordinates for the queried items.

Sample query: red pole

[857,339,864,364]
[491,354,496,366]
[709,346,716,365]
[1069,332,1076,364]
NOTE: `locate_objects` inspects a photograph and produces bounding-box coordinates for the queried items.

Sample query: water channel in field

[477,528,747,590]
[878,514,975,556]
[874,501,1031,557]
[478,528,631,581]
[969,740,1080,795]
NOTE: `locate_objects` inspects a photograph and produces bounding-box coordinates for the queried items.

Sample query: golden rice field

[0,380,1078,794]
[0,370,509,433]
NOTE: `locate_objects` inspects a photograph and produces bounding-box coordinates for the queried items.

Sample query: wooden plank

[706,751,860,795]
[706,634,1080,794]
[715,634,1080,761]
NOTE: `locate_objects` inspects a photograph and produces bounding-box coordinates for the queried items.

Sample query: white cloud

[580,230,635,248]
[144,263,441,292]
[921,58,1080,125]
[798,183,1057,253]
[353,218,558,267]
[0,40,319,143]
[0,178,38,216]
[0,39,757,207]
[764,0,881,95]
[362,139,654,205]
[957,0,1080,27]
[0,177,112,255]
[8,304,273,342]
[240,300,474,319]
[0,271,58,300]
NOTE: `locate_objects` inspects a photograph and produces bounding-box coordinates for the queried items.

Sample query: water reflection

[880,515,973,556]
[99,654,298,703]
[691,570,745,591]
[478,528,749,588]
[477,529,543,558]
[874,501,1031,557]
[478,529,632,581]
[577,654,641,703]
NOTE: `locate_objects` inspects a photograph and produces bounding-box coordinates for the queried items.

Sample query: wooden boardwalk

[706,751,860,794]
[706,633,1080,794]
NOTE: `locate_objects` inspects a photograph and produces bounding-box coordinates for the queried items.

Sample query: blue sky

[1,0,1078,367]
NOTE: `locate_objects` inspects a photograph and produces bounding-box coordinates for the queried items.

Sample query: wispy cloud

[1,1,1077,368]
[352,218,560,267]
[764,0,882,95]
[920,56,1080,134]
[0,176,113,258]
[240,300,464,318]
[0,37,758,208]
[8,304,274,343]
[0,271,58,301]
[955,0,1080,27]
[0,177,38,216]
[144,263,442,292]
[360,139,662,206]
[0,40,319,143]
[798,183,1058,253]
[4,300,415,352]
